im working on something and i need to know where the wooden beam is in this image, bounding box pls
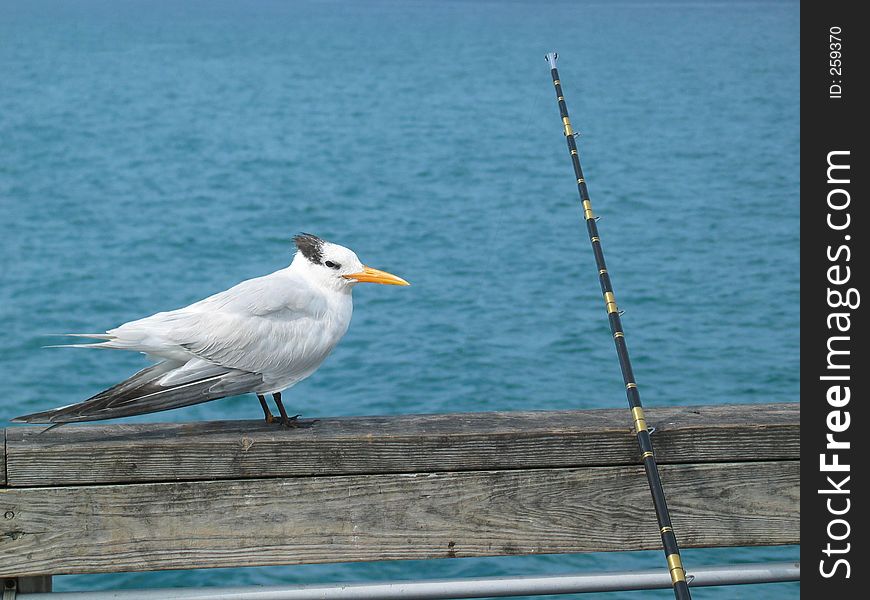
[0,460,798,577]
[15,576,52,593]
[3,403,799,487]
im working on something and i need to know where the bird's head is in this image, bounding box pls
[292,233,410,290]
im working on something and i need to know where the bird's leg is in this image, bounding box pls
[257,394,275,424]
[272,392,300,427]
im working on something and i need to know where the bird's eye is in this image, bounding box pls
[324,260,341,269]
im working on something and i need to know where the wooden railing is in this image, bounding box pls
[1,403,799,584]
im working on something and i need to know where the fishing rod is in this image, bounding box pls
[544,52,692,600]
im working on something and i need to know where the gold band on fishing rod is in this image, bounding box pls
[641,451,654,459]
[578,178,584,183]
[558,96,564,101]
[614,331,624,338]
[571,149,578,155]
[604,291,618,313]
[563,117,574,136]
[583,200,595,220]
[667,554,687,584]
[554,79,560,86]
[626,382,637,389]
[599,268,607,274]
[632,406,647,433]
[661,526,674,534]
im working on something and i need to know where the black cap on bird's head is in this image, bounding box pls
[293,233,326,265]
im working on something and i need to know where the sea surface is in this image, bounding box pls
[0,1,799,598]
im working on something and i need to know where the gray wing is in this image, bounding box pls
[12,361,263,424]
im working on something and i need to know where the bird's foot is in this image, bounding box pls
[275,415,320,428]
[278,414,302,428]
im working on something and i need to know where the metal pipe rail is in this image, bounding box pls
[15,562,799,600]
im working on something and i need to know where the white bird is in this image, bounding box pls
[13,233,409,427]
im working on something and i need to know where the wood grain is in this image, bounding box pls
[3,403,799,486]
[0,460,799,577]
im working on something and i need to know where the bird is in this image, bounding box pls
[12,233,409,428]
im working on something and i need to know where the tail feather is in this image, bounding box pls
[43,333,118,350]
[12,362,263,424]
[44,342,118,349]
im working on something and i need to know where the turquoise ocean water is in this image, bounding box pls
[0,1,799,597]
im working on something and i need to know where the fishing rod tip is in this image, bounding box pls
[545,52,558,68]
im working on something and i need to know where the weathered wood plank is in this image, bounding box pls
[3,403,799,486]
[0,460,799,577]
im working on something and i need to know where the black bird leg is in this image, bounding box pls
[272,392,300,427]
[257,394,275,424]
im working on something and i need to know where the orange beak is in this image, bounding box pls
[343,266,410,286]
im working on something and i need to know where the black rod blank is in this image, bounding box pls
[544,52,692,600]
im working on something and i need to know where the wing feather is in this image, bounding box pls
[12,361,263,424]
[100,271,332,377]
